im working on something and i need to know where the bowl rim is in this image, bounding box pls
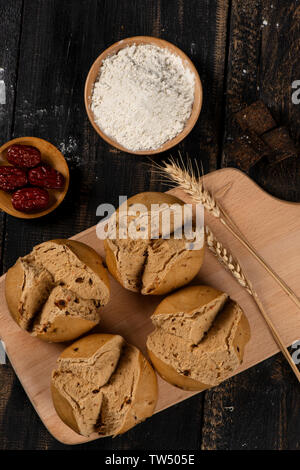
[0,136,70,219]
[84,36,203,156]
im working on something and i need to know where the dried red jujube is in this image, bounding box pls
[12,187,49,212]
[28,164,65,189]
[0,166,28,192]
[7,144,41,168]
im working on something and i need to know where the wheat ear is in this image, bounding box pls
[157,157,300,311]
[206,226,300,382]
[205,226,252,295]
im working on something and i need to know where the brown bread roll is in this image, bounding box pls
[147,285,251,391]
[51,334,158,437]
[5,239,110,342]
[104,192,204,295]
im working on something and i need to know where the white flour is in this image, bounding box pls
[91,44,195,151]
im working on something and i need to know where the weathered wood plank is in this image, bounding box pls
[0,0,23,452]
[222,0,300,201]
[0,0,23,271]
[0,0,22,143]
[202,0,300,450]
[201,354,300,450]
[0,0,228,449]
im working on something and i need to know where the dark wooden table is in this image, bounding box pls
[0,0,300,451]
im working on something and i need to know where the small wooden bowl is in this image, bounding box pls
[0,137,69,219]
[84,36,203,155]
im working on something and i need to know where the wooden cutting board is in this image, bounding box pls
[1,167,300,445]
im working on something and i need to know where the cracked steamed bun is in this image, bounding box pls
[104,192,204,295]
[51,334,158,437]
[5,239,110,342]
[147,285,251,391]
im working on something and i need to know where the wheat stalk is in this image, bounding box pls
[160,155,221,219]
[206,226,252,295]
[206,226,300,382]
[155,156,300,311]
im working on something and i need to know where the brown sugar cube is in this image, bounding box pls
[234,101,276,135]
[262,126,298,164]
[239,130,271,158]
[224,137,263,172]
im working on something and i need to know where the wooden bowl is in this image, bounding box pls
[0,137,69,219]
[84,36,203,155]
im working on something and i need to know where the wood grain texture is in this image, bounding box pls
[4,0,299,452]
[0,0,23,270]
[208,0,300,451]
[0,0,24,452]
[0,0,228,450]
[223,0,300,202]
[1,169,300,446]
